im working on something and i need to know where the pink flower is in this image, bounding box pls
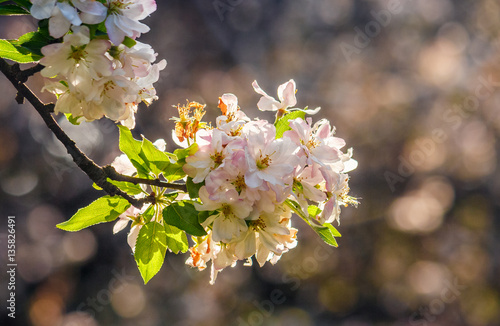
[252,79,320,115]
[284,117,345,166]
[252,79,297,112]
[183,129,238,183]
[242,120,299,190]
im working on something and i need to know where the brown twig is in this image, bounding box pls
[0,58,185,207]
[103,165,187,192]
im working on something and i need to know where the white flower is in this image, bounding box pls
[216,94,250,137]
[196,186,252,243]
[40,26,112,80]
[105,0,157,45]
[30,0,107,38]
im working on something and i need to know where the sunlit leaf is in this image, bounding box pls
[134,221,167,284]
[163,201,206,236]
[274,111,306,138]
[164,224,189,254]
[57,196,130,231]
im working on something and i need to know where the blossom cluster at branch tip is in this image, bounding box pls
[111,79,358,284]
[30,0,163,128]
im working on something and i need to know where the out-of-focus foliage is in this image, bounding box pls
[1,1,500,325]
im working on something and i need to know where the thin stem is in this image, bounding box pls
[284,199,309,221]
[103,165,187,192]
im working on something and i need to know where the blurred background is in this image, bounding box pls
[1,0,500,325]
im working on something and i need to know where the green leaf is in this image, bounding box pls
[0,39,41,63]
[65,113,83,125]
[186,177,203,198]
[107,179,143,195]
[198,210,217,225]
[164,224,189,254]
[307,205,322,218]
[139,137,171,176]
[57,196,130,231]
[11,30,52,56]
[141,205,155,223]
[174,143,198,163]
[274,111,306,138]
[92,183,103,190]
[118,125,149,177]
[162,162,185,182]
[163,201,207,236]
[160,144,197,182]
[0,4,29,15]
[122,36,137,48]
[11,0,32,9]
[134,221,167,284]
[309,223,339,247]
[326,223,341,237]
[285,199,340,247]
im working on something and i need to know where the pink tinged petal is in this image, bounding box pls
[73,0,107,17]
[257,96,281,112]
[212,215,248,243]
[252,80,280,111]
[80,11,107,25]
[255,241,271,267]
[288,118,309,143]
[277,80,297,108]
[303,106,321,115]
[252,80,269,97]
[57,2,82,25]
[30,0,56,19]
[127,225,141,252]
[49,7,73,38]
[112,154,136,175]
[319,165,340,193]
[343,158,358,173]
[196,186,222,212]
[230,201,252,219]
[259,231,283,253]
[320,198,336,224]
[234,232,256,260]
[220,93,238,114]
[106,15,127,45]
[135,0,157,19]
[245,171,264,189]
[302,182,327,202]
[123,3,145,19]
[316,120,331,139]
[213,247,235,270]
[116,14,151,34]
[113,218,130,234]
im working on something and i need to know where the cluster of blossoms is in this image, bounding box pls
[112,80,358,284]
[31,0,165,128]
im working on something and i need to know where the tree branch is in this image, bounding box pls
[103,165,187,192]
[0,58,184,208]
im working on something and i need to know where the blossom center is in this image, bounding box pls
[233,174,246,193]
[250,217,266,231]
[256,151,273,170]
[68,45,87,62]
[211,151,224,167]
[108,0,132,14]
